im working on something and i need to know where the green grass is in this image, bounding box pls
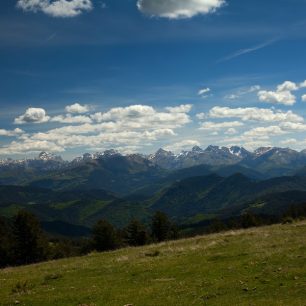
[1,221,306,306]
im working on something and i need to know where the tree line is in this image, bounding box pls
[182,203,306,236]
[0,211,178,268]
[1,203,305,269]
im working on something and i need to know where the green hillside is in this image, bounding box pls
[149,174,306,222]
[0,221,305,306]
[2,173,306,232]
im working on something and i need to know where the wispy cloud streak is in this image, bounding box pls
[218,38,280,63]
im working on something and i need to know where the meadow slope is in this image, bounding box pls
[0,221,305,306]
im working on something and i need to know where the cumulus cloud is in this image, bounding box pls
[16,0,93,18]
[14,108,50,124]
[51,114,92,124]
[243,126,287,137]
[0,128,24,137]
[302,94,306,102]
[196,113,206,120]
[258,81,299,106]
[277,81,299,92]
[2,104,192,155]
[164,139,201,152]
[258,90,296,106]
[220,119,306,150]
[65,103,90,114]
[199,121,243,131]
[91,104,192,129]
[137,0,225,19]
[165,104,192,113]
[208,106,303,123]
[280,122,306,132]
[225,128,237,135]
[280,138,297,146]
[221,132,271,150]
[0,139,64,155]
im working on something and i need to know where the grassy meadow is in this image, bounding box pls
[0,221,305,306]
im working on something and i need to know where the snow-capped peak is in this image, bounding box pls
[254,147,274,156]
[191,146,204,153]
[38,152,62,162]
[229,146,251,158]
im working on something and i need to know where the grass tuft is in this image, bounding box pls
[144,250,161,257]
[11,280,33,295]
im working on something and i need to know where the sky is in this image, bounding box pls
[1,0,306,159]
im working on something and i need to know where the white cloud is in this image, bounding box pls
[2,104,192,155]
[65,103,90,114]
[199,121,243,131]
[14,108,50,124]
[242,141,272,151]
[280,138,297,146]
[164,139,201,152]
[137,0,225,19]
[91,105,155,122]
[198,88,210,97]
[0,128,24,137]
[258,90,296,106]
[225,94,239,100]
[91,104,192,129]
[196,113,206,120]
[225,128,237,135]
[248,85,261,92]
[219,39,278,63]
[221,134,272,150]
[219,122,297,151]
[300,80,306,88]
[165,104,193,113]
[16,0,93,18]
[243,126,287,137]
[258,81,298,106]
[225,85,260,100]
[0,139,64,155]
[280,122,306,132]
[208,106,303,123]
[51,114,92,124]
[302,94,306,102]
[277,81,299,92]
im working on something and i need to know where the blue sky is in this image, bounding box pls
[1,0,306,159]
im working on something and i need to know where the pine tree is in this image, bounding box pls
[151,211,173,242]
[12,210,48,265]
[125,219,148,246]
[0,217,12,267]
[92,220,119,252]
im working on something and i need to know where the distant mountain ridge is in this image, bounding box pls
[1,145,305,169]
[1,145,306,195]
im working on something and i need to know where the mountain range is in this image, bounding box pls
[1,145,306,191]
[1,145,306,236]
[1,145,306,174]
